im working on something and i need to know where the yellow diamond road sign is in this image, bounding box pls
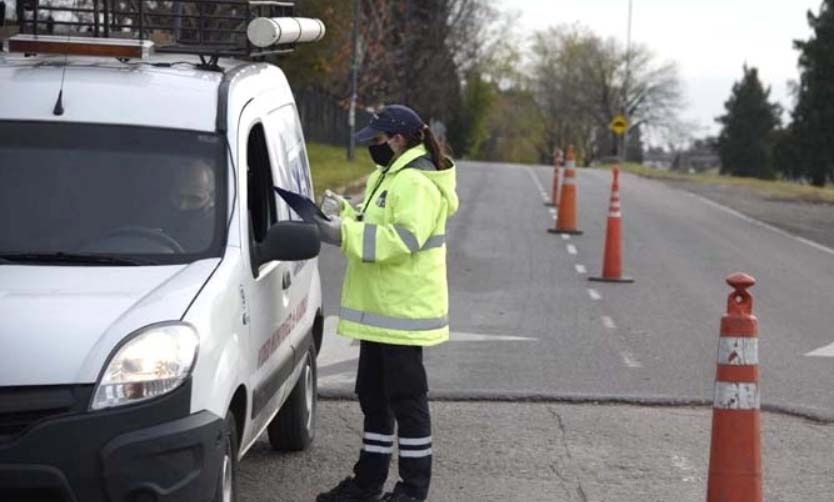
[610,115,629,135]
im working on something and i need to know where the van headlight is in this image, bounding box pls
[91,323,199,410]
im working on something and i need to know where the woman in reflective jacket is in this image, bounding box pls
[315,105,458,502]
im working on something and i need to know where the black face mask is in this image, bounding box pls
[369,142,395,166]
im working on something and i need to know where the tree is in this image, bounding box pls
[527,24,683,163]
[477,87,542,163]
[626,124,644,163]
[528,25,605,162]
[449,70,497,157]
[715,65,781,179]
[789,0,834,186]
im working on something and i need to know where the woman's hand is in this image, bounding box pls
[314,214,343,246]
[321,190,346,218]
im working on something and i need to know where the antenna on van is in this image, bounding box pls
[53,86,65,116]
[53,0,81,116]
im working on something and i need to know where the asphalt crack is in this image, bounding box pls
[548,406,589,502]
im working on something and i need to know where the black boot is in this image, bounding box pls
[316,477,382,502]
[380,482,425,502]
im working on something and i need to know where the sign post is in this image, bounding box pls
[610,114,629,166]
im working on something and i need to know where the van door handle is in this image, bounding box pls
[282,270,293,290]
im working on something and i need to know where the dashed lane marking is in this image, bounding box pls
[575,264,587,274]
[525,166,549,203]
[567,244,578,255]
[601,316,616,329]
[561,234,570,240]
[621,351,643,368]
[587,288,602,301]
[549,208,557,215]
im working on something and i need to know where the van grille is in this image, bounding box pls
[0,487,68,502]
[0,385,93,442]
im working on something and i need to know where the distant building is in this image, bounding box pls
[677,139,720,172]
[643,139,719,172]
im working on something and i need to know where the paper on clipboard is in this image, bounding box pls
[273,186,331,223]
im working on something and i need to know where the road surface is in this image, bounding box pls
[240,160,834,501]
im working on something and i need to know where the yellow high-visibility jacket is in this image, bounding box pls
[338,144,459,346]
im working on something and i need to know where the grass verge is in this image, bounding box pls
[611,163,834,204]
[307,142,374,200]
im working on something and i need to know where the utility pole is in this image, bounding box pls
[348,0,359,161]
[620,0,633,166]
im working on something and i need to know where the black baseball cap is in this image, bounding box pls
[354,104,426,144]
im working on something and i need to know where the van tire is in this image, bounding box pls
[214,411,239,502]
[267,344,317,452]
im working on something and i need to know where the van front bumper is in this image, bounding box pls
[0,380,226,502]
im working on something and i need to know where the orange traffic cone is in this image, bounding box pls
[548,146,582,235]
[706,273,762,502]
[589,166,633,283]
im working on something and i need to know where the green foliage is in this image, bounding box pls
[476,88,542,164]
[449,72,497,157]
[277,0,354,95]
[715,65,781,179]
[306,142,374,200]
[789,0,834,186]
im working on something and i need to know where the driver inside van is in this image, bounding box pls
[166,160,216,252]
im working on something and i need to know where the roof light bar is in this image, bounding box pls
[7,35,154,59]
[246,17,326,48]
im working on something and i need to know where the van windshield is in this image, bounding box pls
[0,121,227,265]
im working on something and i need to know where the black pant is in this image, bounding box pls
[353,341,432,500]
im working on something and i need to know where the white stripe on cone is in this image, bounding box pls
[714,382,760,410]
[717,337,759,365]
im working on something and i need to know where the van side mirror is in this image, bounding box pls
[257,222,321,265]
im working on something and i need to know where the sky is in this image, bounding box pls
[496,0,821,140]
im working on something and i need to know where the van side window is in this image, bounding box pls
[267,105,313,221]
[246,123,277,252]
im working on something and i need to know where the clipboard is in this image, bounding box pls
[273,186,331,223]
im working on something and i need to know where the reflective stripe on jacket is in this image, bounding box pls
[338,144,459,346]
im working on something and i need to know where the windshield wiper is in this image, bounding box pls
[0,253,157,266]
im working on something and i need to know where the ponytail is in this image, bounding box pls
[402,125,451,170]
[422,126,451,170]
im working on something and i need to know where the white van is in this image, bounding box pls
[0,5,326,501]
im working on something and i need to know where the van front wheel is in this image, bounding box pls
[267,344,317,451]
[214,412,239,502]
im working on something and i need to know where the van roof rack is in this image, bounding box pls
[13,0,322,62]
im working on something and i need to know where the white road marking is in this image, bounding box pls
[320,317,533,389]
[525,166,549,203]
[601,316,616,329]
[806,341,834,357]
[317,316,359,368]
[575,264,587,274]
[319,316,537,379]
[452,332,537,342]
[587,288,602,301]
[671,454,698,483]
[549,208,557,215]
[561,234,570,240]
[621,351,643,368]
[690,193,834,258]
[567,244,578,255]
[318,373,356,386]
